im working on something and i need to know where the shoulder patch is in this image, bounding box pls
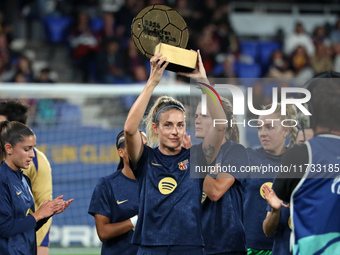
[178,159,189,170]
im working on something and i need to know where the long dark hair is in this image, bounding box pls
[116,130,125,170]
[0,100,29,124]
[0,121,34,160]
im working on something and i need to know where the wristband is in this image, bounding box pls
[130,215,138,228]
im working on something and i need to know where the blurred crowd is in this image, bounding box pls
[0,0,340,126]
[1,0,340,83]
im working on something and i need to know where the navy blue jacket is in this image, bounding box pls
[88,169,139,254]
[201,140,248,254]
[0,162,37,255]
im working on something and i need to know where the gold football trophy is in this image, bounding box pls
[131,5,197,73]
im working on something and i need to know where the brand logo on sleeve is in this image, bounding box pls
[16,191,22,196]
[26,208,33,216]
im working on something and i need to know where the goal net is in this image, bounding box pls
[0,81,248,248]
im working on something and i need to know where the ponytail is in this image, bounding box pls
[0,120,10,161]
[221,97,239,143]
[285,104,298,147]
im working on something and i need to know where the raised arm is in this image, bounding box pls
[124,53,169,164]
[178,50,227,164]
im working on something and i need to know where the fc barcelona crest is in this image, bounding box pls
[178,159,189,170]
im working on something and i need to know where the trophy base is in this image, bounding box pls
[154,43,197,73]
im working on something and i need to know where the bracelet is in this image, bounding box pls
[130,215,138,228]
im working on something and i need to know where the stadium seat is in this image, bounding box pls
[213,63,224,76]
[236,62,261,78]
[56,102,82,127]
[145,59,151,75]
[258,41,281,67]
[235,62,261,87]
[43,16,72,44]
[240,41,259,62]
[90,17,104,34]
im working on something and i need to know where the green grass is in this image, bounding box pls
[50,247,100,255]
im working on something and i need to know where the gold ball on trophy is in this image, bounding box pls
[131,4,189,59]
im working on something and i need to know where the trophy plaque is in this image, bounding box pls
[131,4,197,73]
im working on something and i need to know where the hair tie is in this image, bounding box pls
[154,105,184,123]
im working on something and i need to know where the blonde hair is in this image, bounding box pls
[145,96,185,147]
[262,103,298,147]
[221,97,239,143]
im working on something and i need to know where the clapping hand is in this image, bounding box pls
[32,195,74,221]
[262,184,289,210]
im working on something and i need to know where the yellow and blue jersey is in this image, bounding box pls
[131,145,204,247]
[292,135,340,255]
[0,162,37,255]
[88,169,139,254]
[243,147,283,251]
[201,140,248,254]
[22,148,53,247]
